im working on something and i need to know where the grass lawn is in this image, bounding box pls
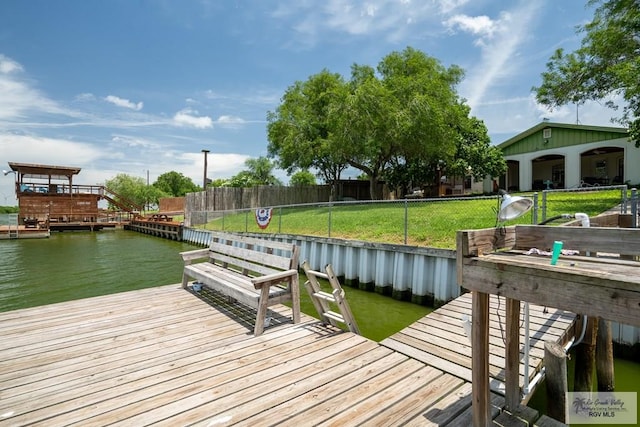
[195,189,623,248]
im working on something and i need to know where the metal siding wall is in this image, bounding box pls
[374,250,395,287]
[344,246,360,281]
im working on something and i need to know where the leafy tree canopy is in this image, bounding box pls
[534,0,640,145]
[208,178,230,188]
[227,157,283,187]
[104,173,166,210]
[269,47,490,199]
[289,170,317,186]
[153,171,200,196]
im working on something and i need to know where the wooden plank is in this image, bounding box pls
[186,346,394,427]
[457,227,516,257]
[6,326,358,425]
[1,324,316,417]
[504,297,520,411]
[461,256,640,327]
[394,326,538,379]
[315,365,445,426]
[402,382,473,426]
[409,314,547,361]
[514,225,640,255]
[208,231,294,252]
[472,291,490,427]
[233,350,407,427]
[270,358,427,426]
[362,374,465,426]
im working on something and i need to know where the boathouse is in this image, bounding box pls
[4,162,141,231]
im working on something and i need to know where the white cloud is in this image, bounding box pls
[173,108,213,129]
[104,95,143,111]
[438,0,470,15]
[458,3,541,109]
[75,93,96,102]
[443,14,497,39]
[0,56,68,122]
[272,0,446,46]
[0,55,23,74]
[110,134,161,149]
[216,115,246,128]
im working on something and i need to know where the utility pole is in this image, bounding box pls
[202,149,210,213]
[201,149,210,189]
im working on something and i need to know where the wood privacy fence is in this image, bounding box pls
[185,185,332,213]
[158,197,185,213]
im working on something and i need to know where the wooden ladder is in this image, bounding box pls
[301,260,360,335]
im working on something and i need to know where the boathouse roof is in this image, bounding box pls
[7,162,82,180]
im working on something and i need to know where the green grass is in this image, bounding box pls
[197,189,623,248]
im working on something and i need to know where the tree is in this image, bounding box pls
[534,0,640,145]
[289,170,317,186]
[449,115,507,182]
[104,173,166,210]
[208,178,230,188]
[333,47,468,199]
[153,171,200,196]
[267,70,349,200]
[228,157,283,187]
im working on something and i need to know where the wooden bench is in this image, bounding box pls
[180,232,300,336]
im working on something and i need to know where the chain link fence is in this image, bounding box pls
[187,186,638,249]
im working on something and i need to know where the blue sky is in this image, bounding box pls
[0,0,623,203]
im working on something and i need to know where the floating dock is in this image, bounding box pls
[0,224,50,240]
[0,284,571,426]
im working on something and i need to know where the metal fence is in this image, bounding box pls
[186,185,638,249]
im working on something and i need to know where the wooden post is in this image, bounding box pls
[472,291,490,427]
[596,318,615,391]
[574,316,598,391]
[504,298,521,411]
[544,342,567,423]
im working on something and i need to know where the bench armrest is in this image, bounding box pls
[180,248,210,263]
[251,269,298,289]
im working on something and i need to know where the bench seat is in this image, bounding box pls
[180,232,300,336]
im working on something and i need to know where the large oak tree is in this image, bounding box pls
[268,47,502,199]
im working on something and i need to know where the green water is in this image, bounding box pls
[528,354,640,426]
[0,230,197,311]
[0,230,431,341]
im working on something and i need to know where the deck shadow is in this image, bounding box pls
[187,285,292,334]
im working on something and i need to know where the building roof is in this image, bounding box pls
[7,162,82,180]
[497,122,628,150]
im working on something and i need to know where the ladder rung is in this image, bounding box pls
[313,291,336,302]
[308,270,329,280]
[323,311,345,323]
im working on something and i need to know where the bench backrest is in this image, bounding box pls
[208,232,299,277]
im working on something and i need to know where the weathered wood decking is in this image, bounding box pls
[0,284,571,426]
[381,293,576,402]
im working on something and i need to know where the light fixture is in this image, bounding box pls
[2,170,16,176]
[497,189,533,222]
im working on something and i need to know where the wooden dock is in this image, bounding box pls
[0,284,571,426]
[126,218,182,240]
[0,225,50,240]
[381,293,576,401]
